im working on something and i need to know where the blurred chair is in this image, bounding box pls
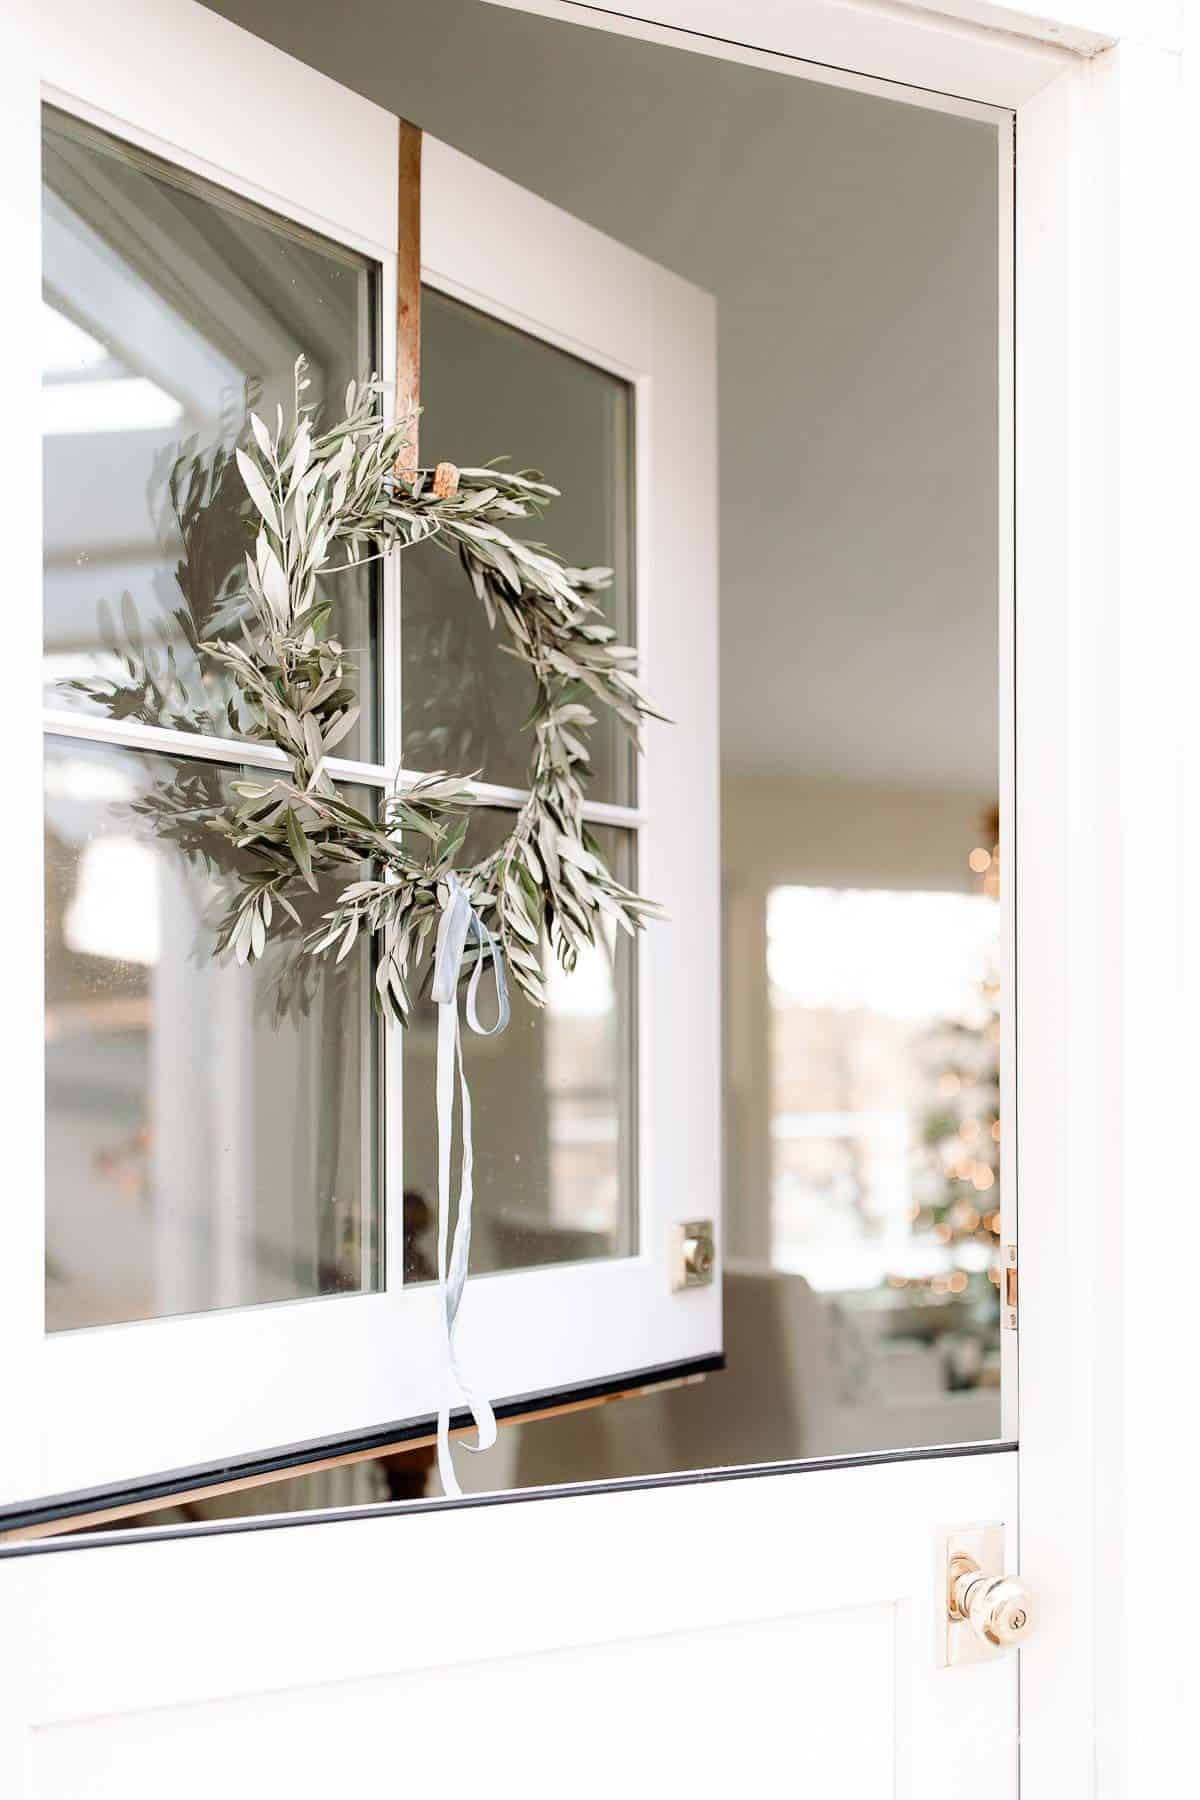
[510,1266,839,1489]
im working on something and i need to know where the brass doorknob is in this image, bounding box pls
[669,1219,716,1290]
[949,1554,1035,1650]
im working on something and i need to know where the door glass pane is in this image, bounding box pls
[42,105,379,759]
[403,288,635,804]
[44,736,379,1331]
[402,811,637,1280]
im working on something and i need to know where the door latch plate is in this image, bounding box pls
[1001,1243,1017,1331]
[669,1219,716,1291]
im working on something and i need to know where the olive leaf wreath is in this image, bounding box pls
[194,356,663,1021]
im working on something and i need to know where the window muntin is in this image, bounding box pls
[41,109,645,1337]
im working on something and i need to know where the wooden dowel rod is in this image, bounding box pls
[394,118,421,477]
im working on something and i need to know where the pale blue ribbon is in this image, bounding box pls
[431,873,510,1496]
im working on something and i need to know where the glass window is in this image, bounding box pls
[399,296,642,1280]
[768,883,1002,1328]
[44,736,379,1330]
[404,287,636,804]
[41,101,385,1333]
[41,106,378,760]
[41,106,644,1342]
[402,813,637,1282]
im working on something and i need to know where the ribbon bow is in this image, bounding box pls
[430,873,510,1496]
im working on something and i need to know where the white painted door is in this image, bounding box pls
[1,3,1023,1794]
[1,1453,1017,1798]
[4,0,718,1511]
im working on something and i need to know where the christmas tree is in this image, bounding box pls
[892,810,1003,1331]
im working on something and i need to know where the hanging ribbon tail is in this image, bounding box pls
[432,876,510,1497]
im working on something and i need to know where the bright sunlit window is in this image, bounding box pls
[63,837,161,966]
[41,300,183,435]
[768,885,1000,1294]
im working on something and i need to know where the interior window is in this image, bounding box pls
[767,879,1002,1402]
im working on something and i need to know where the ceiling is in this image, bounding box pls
[211,0,1000,794]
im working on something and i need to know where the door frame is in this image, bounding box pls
[497,4,1189,1794]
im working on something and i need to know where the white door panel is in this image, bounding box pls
[26,1617,896,1797]
[3,1451,1016,1799]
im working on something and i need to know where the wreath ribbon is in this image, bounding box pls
[431,874,511,1496]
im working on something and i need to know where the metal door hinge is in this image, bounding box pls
[1001,1243,1018,1330]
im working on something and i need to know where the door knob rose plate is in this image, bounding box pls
[938,1523,1034,1668]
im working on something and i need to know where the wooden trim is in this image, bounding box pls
[395,117,421,475]
[0,1372,707,1543]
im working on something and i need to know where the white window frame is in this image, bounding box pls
[4,0,719,1509]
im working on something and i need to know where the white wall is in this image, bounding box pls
[724,774,992,892]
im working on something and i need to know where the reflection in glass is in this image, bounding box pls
[402,812,637,1280]
[404,288,635,803]
[41,105,379,758]
[44,737,379,1331]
